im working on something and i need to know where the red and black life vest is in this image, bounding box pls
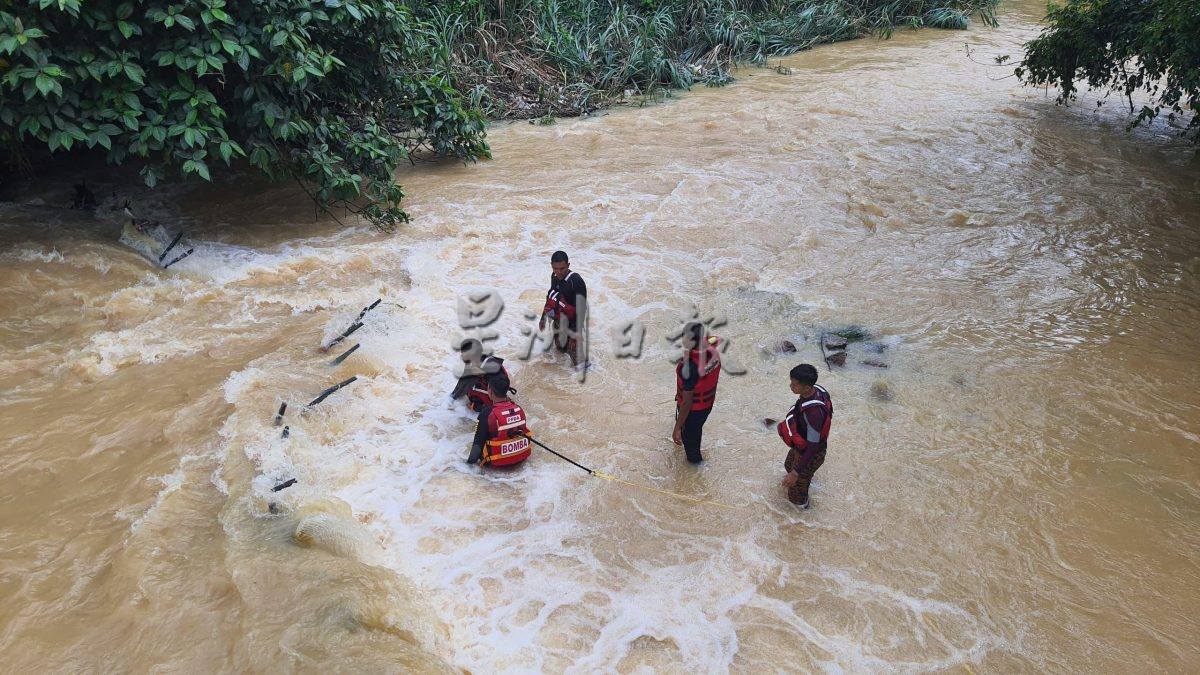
[467,356,508,412]
[542,272,581,320]
[777,385,833,451]
[675,337,723,411]
[481,400,531,467]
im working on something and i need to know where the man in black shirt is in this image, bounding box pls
[538,250,587,367]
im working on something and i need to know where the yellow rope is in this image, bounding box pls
[591,471,741,510]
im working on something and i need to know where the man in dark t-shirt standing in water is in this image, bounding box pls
[538,250,587,367]
[672,322,724,464]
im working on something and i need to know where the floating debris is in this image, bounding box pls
[272,478,298,493]
[331,343,360,366]
[306,376,358,408]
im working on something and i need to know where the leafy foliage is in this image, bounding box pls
[1016,0,1199,143]
[421,0,999,119]
[1,1,997,226]
[0,0,490,229]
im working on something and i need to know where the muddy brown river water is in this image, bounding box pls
[1,1,1198,672]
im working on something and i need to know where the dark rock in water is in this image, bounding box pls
[822,334,848,350]
[763,418,778,428]
[268,502,280,514]
[870,381,893,402]
[778,340,796,353]
[826,351,847,366]
[951,374,968,387]
[861,360,888,368]
[861,342,887,354]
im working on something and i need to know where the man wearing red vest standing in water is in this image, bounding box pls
[538,250,587,367]
[777,364,833,507]
[466,373,532,468]
[672,322,723,464]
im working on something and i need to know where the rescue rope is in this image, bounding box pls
[520,434,740,510]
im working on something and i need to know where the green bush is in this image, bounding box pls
[0,0,490,229]
[1016,0,1199,143]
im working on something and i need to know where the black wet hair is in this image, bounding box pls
[685,321,704,346]
[459,338,480,352]
[488,373,511,397]
[790,364,818,386]
[551,250,569,263]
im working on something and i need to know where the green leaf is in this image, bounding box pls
[118,21,134,39]
[193,159,210,180]
[175,15,195,31]
[34,73,56,97]
[271,31,287,48]
[124,62,144,85]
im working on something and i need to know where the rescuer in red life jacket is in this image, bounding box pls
[538,250,587,368]
[449,338,511,414]
[672,322,724,464]
[776,363,833,508]
[466,373,532,467]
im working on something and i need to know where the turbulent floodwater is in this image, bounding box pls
[2,2,1199,672]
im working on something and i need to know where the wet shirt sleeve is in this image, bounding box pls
[678,359,699,392]
[569,274,587,303]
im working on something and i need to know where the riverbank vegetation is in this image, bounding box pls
[1015,0,1198,144]
[1,0,998,229]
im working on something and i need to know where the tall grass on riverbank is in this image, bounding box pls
[410,0,999,119]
